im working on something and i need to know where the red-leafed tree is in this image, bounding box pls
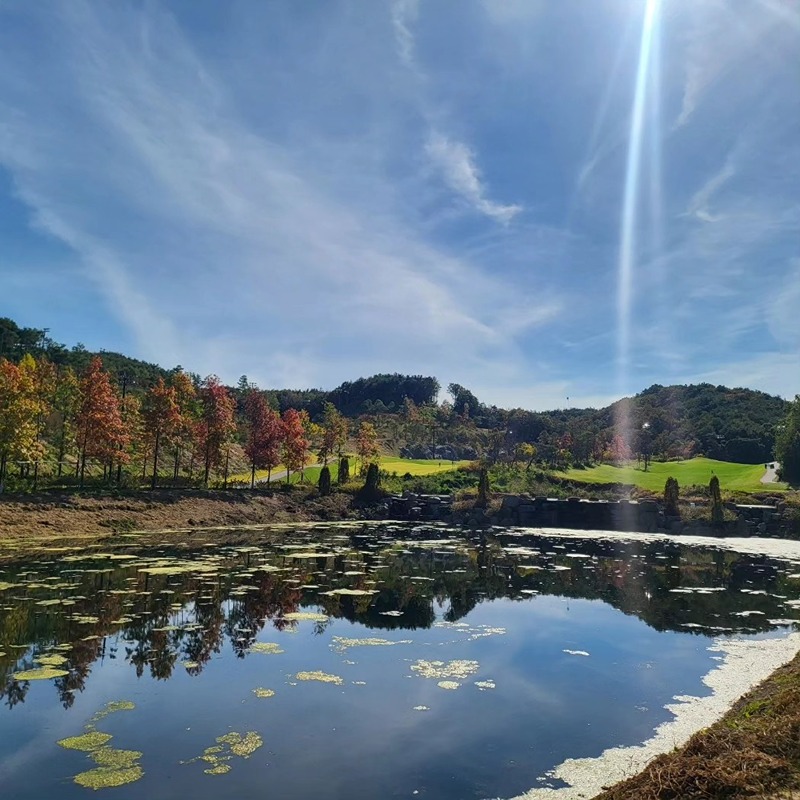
[75,356,129,485]
[143,378,181,489]
[244,391,282,487]
[197,375,236,486]
[281,408,309,484]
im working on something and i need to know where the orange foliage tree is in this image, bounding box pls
[197,375,236,486]
[75,357,128,485]
[143,378,181,488]
[281,408,309,484]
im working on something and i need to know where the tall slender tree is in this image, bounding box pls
[197,375,236,486]
[281,409,309,484]
[75,357,128,485]
[244,391,282,488]
[356,421,381,472]
[143,378,181,489]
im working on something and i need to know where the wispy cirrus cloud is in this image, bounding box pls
[425,132,522,225]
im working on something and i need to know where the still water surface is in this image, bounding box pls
[1,523,799,799]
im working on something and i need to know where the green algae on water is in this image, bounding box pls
[249,642,284,655]
[58,732,114,752]
[36,654,68,667]
[13,666,70,680]
[295,670,343,685]
[282,611,329,622]
[186,731,263,776]
[73,764,143,789]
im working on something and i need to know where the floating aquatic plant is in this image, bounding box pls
[437,680,460,690]
[252,688,275,698]
[282,611,329,622]
[330,636,411,652]
[13,666,70,680]
[295,671,343,685]
[186,731,263,776]
[321,589,377,596]
[73,764,143,789]
[36,654,68,666]
[249,642,284,655]
[410,660,480,681]
[413,705,429,711]
[58,732,114,752]
[475,680,496,690]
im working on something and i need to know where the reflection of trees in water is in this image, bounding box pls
[1,527,800,711]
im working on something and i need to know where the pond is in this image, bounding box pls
[2,522,800,799]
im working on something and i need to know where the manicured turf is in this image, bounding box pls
[232,456,472,485]
[554,456,786,493]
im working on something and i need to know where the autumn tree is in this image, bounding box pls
[143,378,181,489]
[298,410,321,482]
[75,357,128,485]
[517,442,537,471]
[0,360,36,486]
[281,409,309,484]
[318,402,348,466]
[356,421,380,472]
[197,375,236,486]
[51,366,80,477]
[170,370,198,481]
[244,391,282,488]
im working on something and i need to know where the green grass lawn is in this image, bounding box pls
[554,456,785,493]
[231,456,472,485]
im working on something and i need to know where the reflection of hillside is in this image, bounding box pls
[1,525,799,711]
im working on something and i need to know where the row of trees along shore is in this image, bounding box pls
[0,354,384,490]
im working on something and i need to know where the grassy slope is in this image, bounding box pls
[555,457,786,493]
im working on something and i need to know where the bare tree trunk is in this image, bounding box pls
[251,463,256,489]
[80,446,87,487]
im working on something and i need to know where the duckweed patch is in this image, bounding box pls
[410,660,480,681]
[437,680,461,690]
[330,636,412,652]
[186,731,263,776]
[13,666,70,680]
[295,670,343,685]
[253,687,275,698]
[249,642,284,655]
[58,732,114,752]
[73,764,144,790]
[282,611,329,622]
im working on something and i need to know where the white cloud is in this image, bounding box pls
[426,131,522,224]
[684,161,735,223]
[0,0,549,389]
[390,0,419,68]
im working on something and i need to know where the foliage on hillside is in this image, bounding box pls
[2,317,793,469]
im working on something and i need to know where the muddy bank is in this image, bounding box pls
[0,488,360,561]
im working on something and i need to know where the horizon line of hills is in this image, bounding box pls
[1,316,790,465]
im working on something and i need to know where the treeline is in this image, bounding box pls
[0,353,386,490]
[1,317,793,470]
[0,318,438,419]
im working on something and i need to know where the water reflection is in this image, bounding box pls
[2,524,798,708]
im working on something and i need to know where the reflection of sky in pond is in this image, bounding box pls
[1,523,800,799]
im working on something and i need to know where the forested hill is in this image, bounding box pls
[1,317,790,463]
[502,384,789,465]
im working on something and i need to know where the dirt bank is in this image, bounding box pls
[0,488,359,562]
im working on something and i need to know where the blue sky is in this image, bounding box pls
[0,0,798,410]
